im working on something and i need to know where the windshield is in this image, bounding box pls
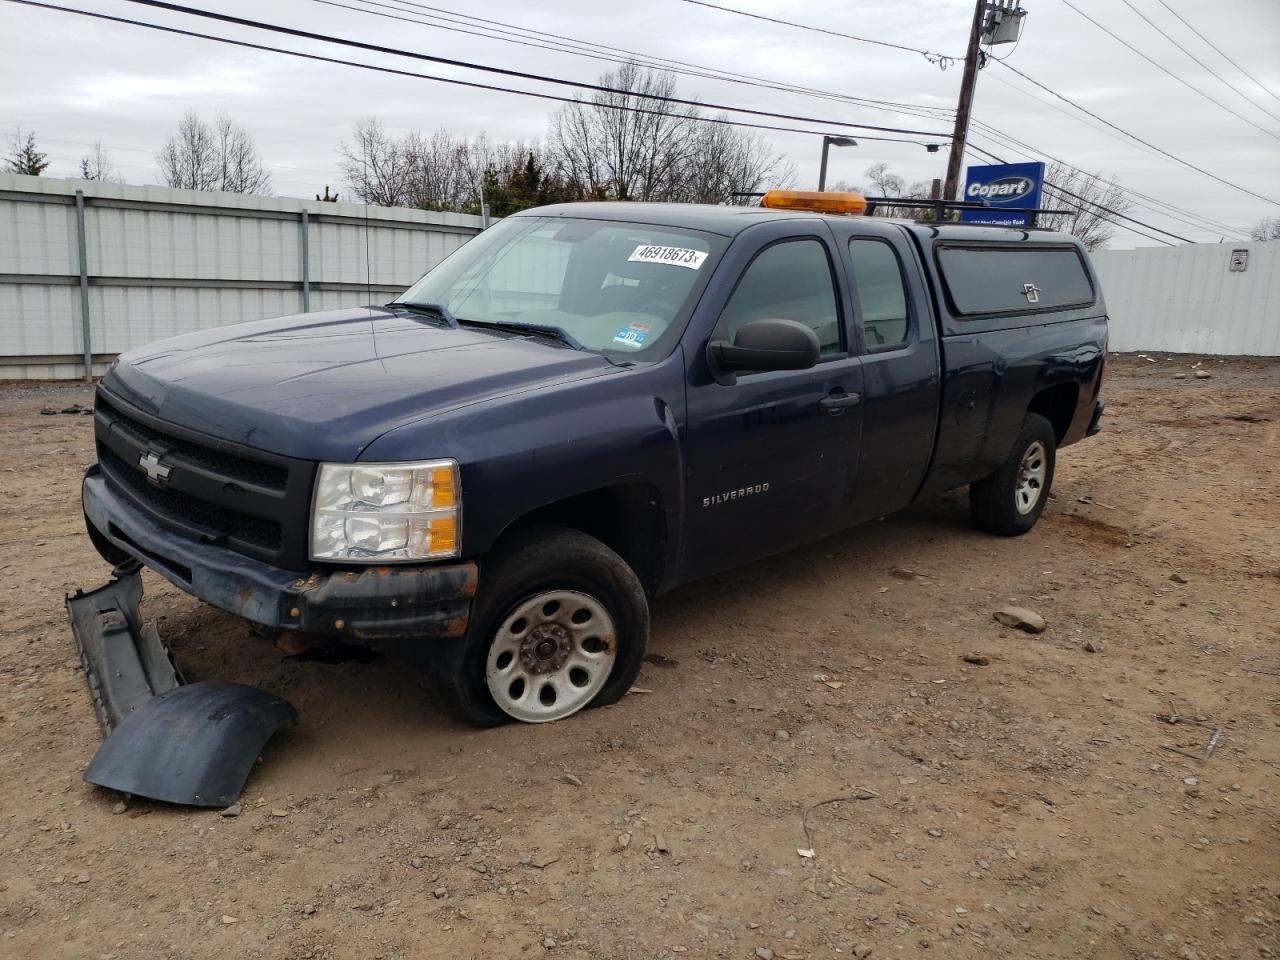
[395,216,726,357]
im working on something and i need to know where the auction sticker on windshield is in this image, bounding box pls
[628,244,707,270]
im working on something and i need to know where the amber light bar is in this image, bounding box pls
[761,190,869,215]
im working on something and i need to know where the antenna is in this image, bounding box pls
[362,145,372,306]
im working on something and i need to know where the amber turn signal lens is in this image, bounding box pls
[429,515,458,554]
[430,467,457,508]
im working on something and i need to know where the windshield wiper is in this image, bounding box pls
[392,301,460,328]
[458,319,585,351]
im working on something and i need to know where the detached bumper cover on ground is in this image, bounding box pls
[82,466,479,642]
[68,572,298,807]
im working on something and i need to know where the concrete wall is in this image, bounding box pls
[1091,240,1279,356]
[0,173,484,379]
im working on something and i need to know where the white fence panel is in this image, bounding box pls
[0,173,483,379]
[1092,241,1279,356]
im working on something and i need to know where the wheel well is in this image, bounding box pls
[1027,382,1079,444]
[495,483,668,595]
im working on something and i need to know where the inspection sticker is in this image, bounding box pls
[612,322,652,349]
[627,244,707,270]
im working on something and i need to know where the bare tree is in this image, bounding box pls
[5,127,50,176]
[156,110,270,194]
[548,63,791,204]
[338,117,415,206]
[677,119,795,204]
[212,115,270,194]
[156,111,215,190]
[549,63,699,202]
[339,121,568,213]
[1249,217,1280,241]
[338,68,790,212]
[858,162,932,218]
[78,140,123,183]
[1037,163,1131,250]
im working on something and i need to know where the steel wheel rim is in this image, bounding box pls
[1014,440,1048,515]
[485,589,617,723]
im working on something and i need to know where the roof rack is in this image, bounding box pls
[860,196,1069,227]
[730,193,1069,227]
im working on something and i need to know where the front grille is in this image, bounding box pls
[94,389,315,569]
[98,396,288,490]
[99,448,282,550]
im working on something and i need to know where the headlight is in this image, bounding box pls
[310,460,460,562]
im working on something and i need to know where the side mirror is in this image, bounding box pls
[707,318,820,380]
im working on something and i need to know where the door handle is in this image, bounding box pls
[820,391,862,412]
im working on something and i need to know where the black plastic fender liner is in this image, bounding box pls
[67,570,182,735]
[84,681,299,808]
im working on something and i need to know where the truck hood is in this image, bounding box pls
[102,306,616,461]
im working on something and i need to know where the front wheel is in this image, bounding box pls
[969,413,1057,536]
[423,528,649,726]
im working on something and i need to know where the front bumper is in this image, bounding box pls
[83,466,477,641]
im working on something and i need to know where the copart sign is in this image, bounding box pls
[960,161,1046,227]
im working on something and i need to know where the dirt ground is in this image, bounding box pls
[0,354,1276,960]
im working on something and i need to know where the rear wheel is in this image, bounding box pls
[424,528,648,726]
[969,413,1057,536]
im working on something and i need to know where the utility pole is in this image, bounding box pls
[943,0,988,202]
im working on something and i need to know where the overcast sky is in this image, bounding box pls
[3,0,1278,247]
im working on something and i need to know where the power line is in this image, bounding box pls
[1117,0,1280,124]
[364,0,959,120]
[1059,0,1280,142]
[1041,183,1174,246]
[966,142,1179,246]
[12,0,1261,237]
[5,1,942,148]
[113,0,950,140]
[364,0,1256,237]
[330,0,1249,239]
[673,0,959,63]
[971,73,1250,237]
[1043,182,1187,243]
[965,127,1231,240]
[313,0,956,129]
[967,118,1250,239]
[992,60,1280,208]
[661,0,1278,216]
[1152,0,1280,106]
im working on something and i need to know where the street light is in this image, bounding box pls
[817,135,857,191]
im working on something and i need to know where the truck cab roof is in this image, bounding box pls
[516,201,1082,247]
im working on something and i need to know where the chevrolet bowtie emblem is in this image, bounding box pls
[138,450,172,486]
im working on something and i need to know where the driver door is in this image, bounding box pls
[680,222,864,581]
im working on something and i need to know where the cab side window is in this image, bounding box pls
[721,239,843,356]
[849,239,910,349]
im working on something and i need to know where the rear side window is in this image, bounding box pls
[849,239,910,349]
[936,245,1094,316]
[721,239,843,355]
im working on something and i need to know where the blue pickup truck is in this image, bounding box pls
[83,193,1106,726]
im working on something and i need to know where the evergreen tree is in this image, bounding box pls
[5,128,50,176]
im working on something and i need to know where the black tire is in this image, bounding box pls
[969,413,1057,536]
[423,527,649,727]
